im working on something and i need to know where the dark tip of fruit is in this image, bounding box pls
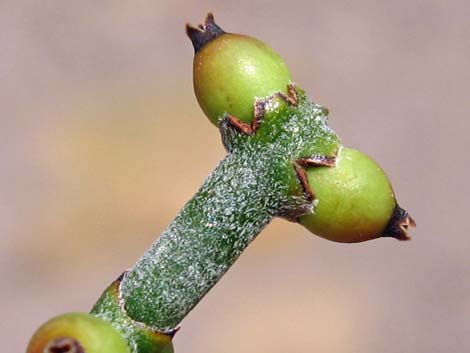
[186,13,225,53]
[44,337,85,353]
[383,204,416,240]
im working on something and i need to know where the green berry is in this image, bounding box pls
[27,312,130,353]
[299,147,397,243]
[187,14,292,126]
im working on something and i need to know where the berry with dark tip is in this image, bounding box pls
[27,313,130,353]
[187,14,292,126]
[299,147,412,243]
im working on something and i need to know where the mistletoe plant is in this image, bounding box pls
[27,14,415,353]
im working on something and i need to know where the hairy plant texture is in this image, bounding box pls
[27,14,414,353]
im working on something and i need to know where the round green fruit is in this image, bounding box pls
[299,147,396,243]
[188,14,292,126]
[27,312,130,353]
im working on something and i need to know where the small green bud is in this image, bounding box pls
[299,147,399,243]
[27,312,130,353]
[187,13,292,126]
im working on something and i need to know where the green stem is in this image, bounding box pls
[121,152,279,330]
[92,90,340,337]
[89,90,340,353]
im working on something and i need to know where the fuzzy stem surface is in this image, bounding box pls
[117,91,339,331]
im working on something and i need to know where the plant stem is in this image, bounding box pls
[105,90,340,333]
[121,152,275,330]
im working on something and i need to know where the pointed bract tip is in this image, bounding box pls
[383,204,416,241]
[205,12,215,23]
[186,13,225,53]
[166,325,181,338]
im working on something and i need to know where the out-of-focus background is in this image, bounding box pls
[2,1,468,352]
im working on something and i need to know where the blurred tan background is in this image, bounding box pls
[2,1,468,352]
